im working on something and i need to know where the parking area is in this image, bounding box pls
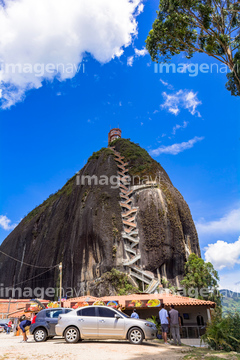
[0,334,189,360]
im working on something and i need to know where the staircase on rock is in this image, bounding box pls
[109,146,160,293]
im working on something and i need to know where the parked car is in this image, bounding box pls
[0,324,5,333]
[30,307,72,342]
[0,320,9,333]
[56,306,157,345]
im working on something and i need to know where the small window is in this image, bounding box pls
[77,307,96,317]
[46,310,63,318]
[64,309,72,314]
[197,315,204,326]
[98,307,116,318]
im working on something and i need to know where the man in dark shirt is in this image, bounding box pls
[19,319,31,342]
[169,305,181,346]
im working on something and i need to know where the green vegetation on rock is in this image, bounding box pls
[25,174,76,222]
[95,268,138,296]
[110,138,169,181]
[88,147,114,162]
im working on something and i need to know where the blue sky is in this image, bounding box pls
[0,0,239,291]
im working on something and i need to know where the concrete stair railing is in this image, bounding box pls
[146,279,160,294]
[110,145,159,292]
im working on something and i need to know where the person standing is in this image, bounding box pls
[6,320,12,334]
[159,303,169,345]
[131,309,139,319]
[169,305,182,346]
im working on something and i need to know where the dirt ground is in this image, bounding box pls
[0,333,190,360]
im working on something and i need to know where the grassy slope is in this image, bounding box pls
[220,289,240,315]
[183,347,240,359]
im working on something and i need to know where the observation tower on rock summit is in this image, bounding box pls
[108,128,122,145]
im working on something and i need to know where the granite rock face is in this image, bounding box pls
[0,139,200,298]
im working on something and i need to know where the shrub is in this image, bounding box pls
[202,310,240,352]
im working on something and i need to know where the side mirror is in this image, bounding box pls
[115,314,121,319]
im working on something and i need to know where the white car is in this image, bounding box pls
[56,305,157,345]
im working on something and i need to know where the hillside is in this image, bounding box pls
[220,289,240,315]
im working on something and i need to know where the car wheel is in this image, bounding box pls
[64,327,80,343]
[34,328,48,342]
[128,327,144,345]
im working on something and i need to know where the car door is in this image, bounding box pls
[45,309,63,336]
[77,307,98,338]
[97,307,125,339]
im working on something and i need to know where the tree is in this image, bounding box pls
[146,0,240,95]
[180,253,221,306]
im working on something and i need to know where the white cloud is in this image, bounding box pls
[161,90,202,117]
[127,56,134,67]
[204,237,240,270]
[219,270,240,292]
[0,215,17,231]
[196,208,240,235]
[0,0,143,108]
[160,79,174,90]
[150,136,204,156]
[127,46,148,66]
[134,47,148,57]
[184,91,202,116]
[160,79,168,86]
[135,3,144,15]
[172,121,188,135]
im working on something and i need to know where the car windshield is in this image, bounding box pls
[114,309,129,318]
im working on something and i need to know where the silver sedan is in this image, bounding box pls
[56,305,157,345]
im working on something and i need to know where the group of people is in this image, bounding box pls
[159,303,182,346]
[130,304,181,346]
[2,313,37,343]
[3,319,12,334]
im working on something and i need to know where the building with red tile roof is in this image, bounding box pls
[63,293,215,340]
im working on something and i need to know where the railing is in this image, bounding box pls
[179,325,206,338]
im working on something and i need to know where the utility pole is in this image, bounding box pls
[7,297,11,318]
[59,262,62,307]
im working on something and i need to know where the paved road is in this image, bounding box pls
[0,334,189,360]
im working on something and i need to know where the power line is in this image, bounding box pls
[12,265,59,286]
[0,249,59,269]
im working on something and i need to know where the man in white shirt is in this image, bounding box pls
[159,303,169,344]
